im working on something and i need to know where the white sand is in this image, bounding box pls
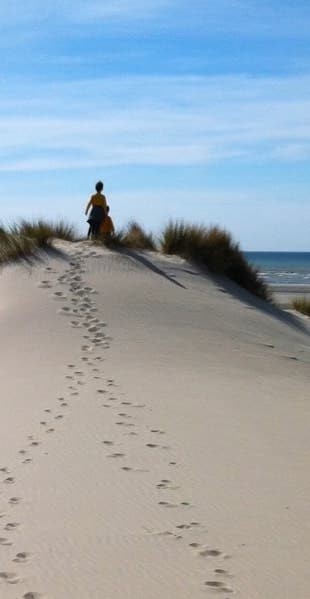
[0,242,309,599]
[271,284,310,311]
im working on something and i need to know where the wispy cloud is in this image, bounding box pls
[1,0,310,35]
[0,74,309,172]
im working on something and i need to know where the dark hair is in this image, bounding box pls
[95,180,104,192]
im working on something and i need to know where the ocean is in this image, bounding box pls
[245,252,310,287]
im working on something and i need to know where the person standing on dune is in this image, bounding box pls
[85,181,107,238]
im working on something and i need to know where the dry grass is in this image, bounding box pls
[0,230,36,264]
[121,221,156,250]
[0,219,77,265]
[160,221,270,300]
[292,297,310,317]
[10,219,77,245]
[96,221,156,251]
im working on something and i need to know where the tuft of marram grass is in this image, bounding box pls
[0,219,77,265]
[292,297,310,317]
[122,221,156,250]
[96,221,156,251]
[10,219,77,246]
[0,230,36,264]
[160,220,270,301]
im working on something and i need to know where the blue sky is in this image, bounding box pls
[0,0,309,250]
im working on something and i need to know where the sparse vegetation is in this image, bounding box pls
[121,221,156,250]
[292,297,310,317]
[160,221,270,301]
[0,219,77,265]
[95,221,156,251]
[1,216,270,302]
[10,219,77,245]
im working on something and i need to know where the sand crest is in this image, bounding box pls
[0,241,309,598]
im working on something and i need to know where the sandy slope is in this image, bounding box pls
[0,241,309,599]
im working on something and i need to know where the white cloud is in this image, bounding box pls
[0,74,309,171]
[1,0,309,35]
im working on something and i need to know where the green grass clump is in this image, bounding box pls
[292,297,310,316]
[160,220,270,300]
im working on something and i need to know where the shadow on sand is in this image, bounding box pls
[117,248,187,290]
[173,264,309,337]
[117,252,308,337]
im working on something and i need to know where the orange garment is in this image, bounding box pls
[86,192,107,213]
[100,216,115,234]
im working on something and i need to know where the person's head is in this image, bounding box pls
[106,205,110,214]
[95,180,104,193]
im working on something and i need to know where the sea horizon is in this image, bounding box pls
[245,251,310,286]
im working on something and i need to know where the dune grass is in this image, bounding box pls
[0,229,36,264]
[1,216,270,302]
[292,297,310,317]
[121,221,156,250]
[160,221,270,301]
[0,219,77,265]
[96,221,156,251]
[9,219,77,245]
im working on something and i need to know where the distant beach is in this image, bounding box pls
[245,251,310,308]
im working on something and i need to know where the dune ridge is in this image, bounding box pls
[0,241,309,598]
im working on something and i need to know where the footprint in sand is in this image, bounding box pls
[58,307,72,316]
[199,548,222,558]
[46,428,55,434]
[214,569,230,576]
[204,581,233,593]
[13,552,30,563]
[107,453,125,459]
[0,571,19,584]
[0,537,12,546]
[30,441,40,447]
[8,497,21,506]
[0,467,9,473]
[55,415,63,420]
[52,291,67,301]
[23,593,43,599]
[22,459,32,465]
[102,441,114,446]
[146,443,158,448]
[158,501,178,508]
[4,522,19,531]
[121,466,149,473]
[38,281,52,289]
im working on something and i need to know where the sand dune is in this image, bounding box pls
[0,241,309,599]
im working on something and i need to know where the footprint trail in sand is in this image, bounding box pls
[0,244,236,597]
